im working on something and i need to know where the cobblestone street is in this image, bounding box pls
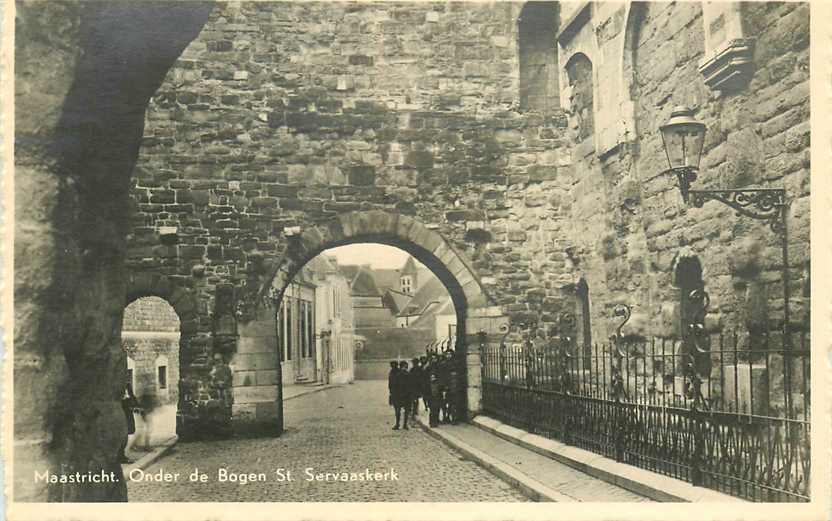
[127,381,529,501]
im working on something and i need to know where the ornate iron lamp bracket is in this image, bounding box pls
[688,188,787,234]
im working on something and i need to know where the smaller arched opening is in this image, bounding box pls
[121,296,181,457]
[518,1,560,114]
[123,272,206,443]
[673,255,705,339]
[564,52,595,144]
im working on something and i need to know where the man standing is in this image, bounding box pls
[409,357,423,420]
[437,351,452,423]
[120,378,139,463]
[420,355,431,413]
[447,352,465,424]
[388,360,399,408]
[390,360,412,430]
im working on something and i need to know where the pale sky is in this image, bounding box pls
[324,243,415,270]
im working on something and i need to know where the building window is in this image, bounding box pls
[307,300,315,359]
[565,52,595,142]
[333,287,341,318]
[285,299,293,361]
[278,306,285,362]
[158,365,167,389]
[127,368,134,390]
[401,276,413,294]
[300,300,308,358]
[518,2,559,113]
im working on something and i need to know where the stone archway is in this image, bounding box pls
[124,273,225,441]
[229,211,505,433]
[273,211,491,312]
[126,272,200,332]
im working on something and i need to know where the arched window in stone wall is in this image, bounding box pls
[518,2,560,114]
[673,256,704,339]
[565,52,594,142]
[575,278,592,364]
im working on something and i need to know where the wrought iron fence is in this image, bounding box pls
[480,309,811,502]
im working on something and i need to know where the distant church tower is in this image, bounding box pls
[400,256,419,295]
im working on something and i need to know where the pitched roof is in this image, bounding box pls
[383,289,413,315]
[303,255,338,280]
[338,264,360,281]
[371,268,401,293]
[339,265,382,296]
[401,256,419,275]
[397,276,447,317]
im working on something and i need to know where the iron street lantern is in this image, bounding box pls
[657,102,793,383]
[659,105,787,235]
[659,106,706,203]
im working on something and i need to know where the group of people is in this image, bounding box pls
[387,350,464,430]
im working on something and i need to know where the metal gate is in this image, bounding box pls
[480,303,810,502]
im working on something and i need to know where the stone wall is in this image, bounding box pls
[127,0,810,431]
[23,0,811,423]
[123,295,182,333]
[569,1,811,340]
[130,0,565,327]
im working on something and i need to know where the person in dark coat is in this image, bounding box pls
[390,360,412,430]
[120,379,139,463]
[388,361,399,407]
[420,355,431,412]
[428,368,442,427]
[409,357,423,420]
[437,352,452,423]
[447,354,464,424]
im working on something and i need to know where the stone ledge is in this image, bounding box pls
[471,415,745,503]
[698,38,756,92]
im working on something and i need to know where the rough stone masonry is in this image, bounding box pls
[14,1,809,501]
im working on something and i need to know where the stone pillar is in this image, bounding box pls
[13,2,212,501]
[465,308,509,417]
[230,315,282,437]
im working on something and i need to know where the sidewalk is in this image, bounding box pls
[416,411,745,502]
[414,412,650,502]
[283,382,345,401]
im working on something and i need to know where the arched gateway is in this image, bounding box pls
[227,211,507,435]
